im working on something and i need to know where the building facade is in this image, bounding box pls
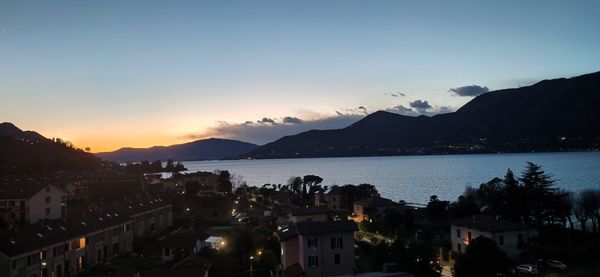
[450,215,538,259]
[0,198,172,277]
[277,221,357,277]
[0,183,66,225]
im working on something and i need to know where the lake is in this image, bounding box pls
[178,152,600,204]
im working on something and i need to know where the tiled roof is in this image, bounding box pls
[0,196,171,257]
[0,177,67,199]
[451,215,534,233]
[277,220,357,241]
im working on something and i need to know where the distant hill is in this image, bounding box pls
[96,138,258,162]
[245,71,600,159]
[0,123,101,174]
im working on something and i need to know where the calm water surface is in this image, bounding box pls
[179,152,600,204]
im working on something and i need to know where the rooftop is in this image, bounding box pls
[451,215,534,233]
[289,205,330,216]
[277,220,358,241]
[0,196,171,257]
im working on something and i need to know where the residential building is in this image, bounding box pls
[450,215,538,259]
[352,196,398,222]
[158,229,205,263]
[289,206,331,223]
[0,197,172,277]
[314,186,344,212]
[276,220,358,277]
[0,180,67,225]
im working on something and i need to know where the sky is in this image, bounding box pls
[1,0,599,152]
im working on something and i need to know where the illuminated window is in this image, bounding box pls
[79,237,86,249]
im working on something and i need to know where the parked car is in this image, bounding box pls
[546,260,568,270]
[515,264,538,275]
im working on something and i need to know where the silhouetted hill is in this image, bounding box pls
[0,123,101,174]
[245,71,600,158]
[96,138,258,162]
[0,122,46,141]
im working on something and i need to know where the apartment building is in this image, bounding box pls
[0,180,67,225]
[0,197,172,277]
[277,220,357,277]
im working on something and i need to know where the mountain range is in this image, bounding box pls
[96,138,258,162]
[244,71,600,159]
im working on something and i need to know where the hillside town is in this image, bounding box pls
[1,161,599,277]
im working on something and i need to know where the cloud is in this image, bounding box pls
[258,117,276,124]
[282,116,303,124]
[449,85,489,97]
[357,106,368,115]
[386,105,418,116]
[387,103,454,117]
[409,100,432,110]
[186,113,364,145]
[386,92,406,97]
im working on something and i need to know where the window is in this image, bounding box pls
[20,200,25,207]
[330,236,344,249]
[40,250,47,259]
[45,208,51,215]
[164,248,170,256]
[46,186,50,192]
[498,235,504,245]
[307,237,318,248]
[45,197,51,204]
[456,228,461,238]
[12,260,16,270]
[77,256,83,269]
[457,243,462,252]
[308,255,319,268]
[334,253,341,265]
[97,249,103,262]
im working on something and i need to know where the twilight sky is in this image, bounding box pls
[1,0,599,152]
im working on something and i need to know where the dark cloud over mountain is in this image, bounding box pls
[409,100,432,110]
[282,116,303,124]
[449,85,490,97]
[186,114,364,145]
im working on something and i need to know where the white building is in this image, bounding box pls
[0,181,66,225]
[450,215,538,259]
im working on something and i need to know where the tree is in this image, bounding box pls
[287,176,303,198]
[454,237,512,277]
[165,159,175,172]
[519,162,557,225]
[216,170,233,194]
[427,195,449,222]
[576,189,600,233]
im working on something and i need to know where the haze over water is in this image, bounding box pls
[180,152,600,204]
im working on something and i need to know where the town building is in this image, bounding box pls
[158,229,205,263]
[0,180,67,225]
[0,197,172,277]
[276,220,358,277]
[289,206,331,223]
[314,186,344,212]
[351,196,398,222]
[450,215,538,259]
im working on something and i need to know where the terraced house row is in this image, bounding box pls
[0,197,172,277]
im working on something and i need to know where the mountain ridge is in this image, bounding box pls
[244,71,600,159]
[96,138,258,162]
